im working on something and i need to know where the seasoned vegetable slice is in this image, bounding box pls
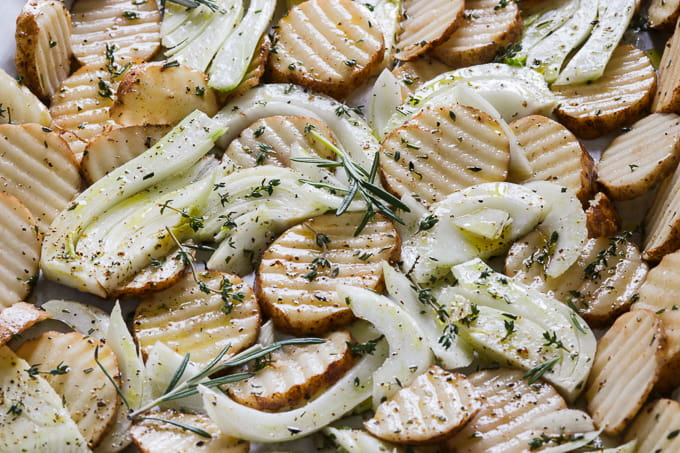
[391,56,451,92]
[643,160,680,261]
[648,0,680,29]
[0,67,51,126]
[395,0,464,61]
[0,302,50,346]
[624,399,680,452]
[585,192,621,238]
[653,25,680,112]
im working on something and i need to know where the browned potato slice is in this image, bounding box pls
[391,56,451,92]
[134,271,260,367]
[395,0,464,61]
[625,399,680,451]
[505,232,647,327]
[15,0,72,101]
[0,194,41,309]
[15,331,119,447]
[267,0,384,99]
[585,192,621,238]
[227,330,355,412]
[509,115,596,205]
[0,302,50,346]
[80,124,171,184]
[648,0,680,29]
[70,0,161,66]
[223,35,270,102]
[553,44,656,139]
[431,0,522,69]
[365,366,480,444]
[653,29,680,113]
[110,62,219,127]
[225,116,336,168]
[0,123,81,232]
[643,162,680,261]
[597,113,680,200]
[446,368,567,452]
[585,309,666,435]
[256,212,400,335]
[379,102,509,206]
[131,410,248,453]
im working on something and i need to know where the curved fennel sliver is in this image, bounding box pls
[199,340,388,442]
[41,299,110,340]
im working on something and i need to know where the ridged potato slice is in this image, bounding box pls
[446,368,567,452]
[0,123,81,232]
[134,271,260,367]
[643,161,680,261]
[109,62,219,127]
[225,116,336,168]
[585,192,621,238]
[505,232,647,326]
[391,56,451,92]
[585,309,666,435]
[365,366,480,444]
[15,331,120,447]
[431,0,522,69]
[654,28,680,113]
[395,0,464,61]
[597,113,680,200]
[553,44,656,139]
[625,399,680,452]
[379,102,509,206]
[509,115,596,205]
[130,410,249,453]
[0,302,50,345]
[649,0,680,29]
[15,0,72,101]
[0,68,51,126]
[0,194,41,308]
[267,0,385,99]
[70,0,161,66]
[80,124,171,184]
[256,212,400,335]
[227,330,355,412]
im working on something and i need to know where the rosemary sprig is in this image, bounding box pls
[523,357,560,385]
[163,0,226,13]
[292,131,410,235]
[137,415,212,438]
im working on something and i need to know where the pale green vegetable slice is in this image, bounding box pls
[516,0,579,62]
[364,0,402,68]
[161,2,213,50]
[369,69,405,140]
[0,68,51,126]
[41,299,110,340]
[324,427,401,452]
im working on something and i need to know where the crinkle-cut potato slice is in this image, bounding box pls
[15,0,72,101]
[0,68,51,127]
[379,102,509,206]
[15,331,120,448]
[0,194,41,309]
[431,0,522,69]
[134,271,261,367]
[365,366,480,444]
[80,124,171,184]
[225,116,337,169]
[70,0,161,66]
[597,113,680,200]
[256,212,400,335]
[445,368,567,452]
[585,309,666,435]
[509,115,596,205]
[643,160,680,261]
[585,192,621,238]
[391,56,451,92]
[227,330,355,412]
[267,0,385,99]
[222,35,270,102]
[654,28,680,113]
[505,232,647,327]
[553,44,656,139]
[625,399,680,452]
[130,410,249,453]
[110,62,219,127]
[395,0,464,61]
[648,0,680,29]
[0,123,81,233]
[0,302,50,346]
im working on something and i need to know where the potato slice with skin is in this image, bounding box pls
[15,0,72,101]
[15,331,120,448]
[643,161,680,261]
[0,123,81,233]
[598,113,680,200]
[586,192,621,238]
[648,0,680,29]
[0,68,51,127]
[391,56,451,92]
[70,0,161,66]
[431,0,522,69]
[365,366,480,444]
[509,115,596,205]
[0,302,50,346]
[0,194,41,309]
[130,410,249,453]
[227,330,355,412]
[134,271,260,367]
[267,0,384,99]
[110,62,219,127]
[625,399,680,452]
[395,0,464,61]
[80,124,171,184]
[654,28,680,113]
[256,212,400,335]
[379,102,509,206]
[552,44,656,139]
[585,309,666,435]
